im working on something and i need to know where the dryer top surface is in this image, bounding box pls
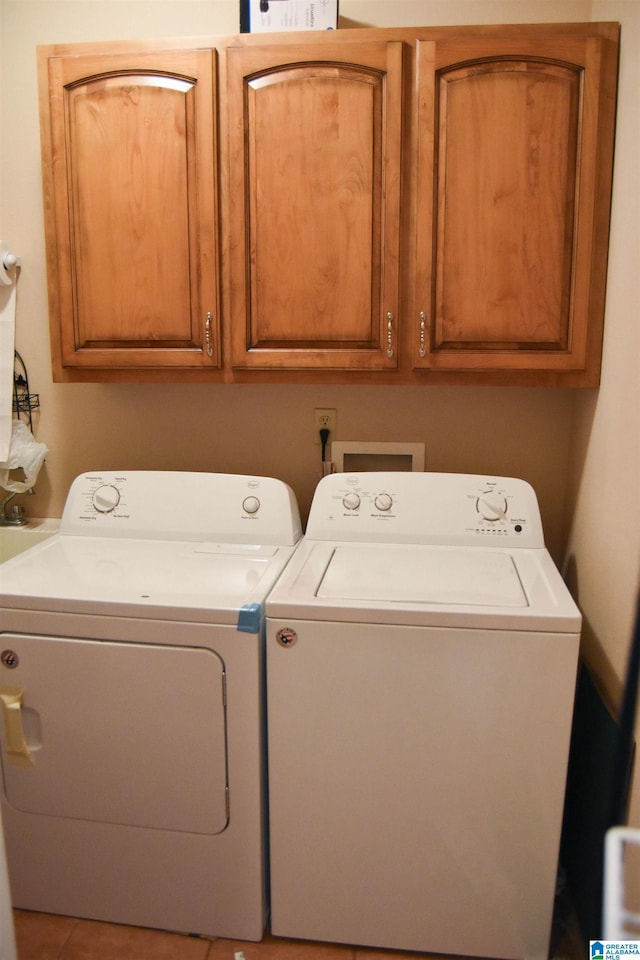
[0,536,297,622]
[0,471,302,621]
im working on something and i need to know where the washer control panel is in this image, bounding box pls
[305,472,545,547]
[60,472,302,545]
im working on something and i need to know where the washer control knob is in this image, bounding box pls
[343,492,361,511]
[92,483,120,514]
[476,491,508,521]
[243,496,260,515]
[374,493,393,512]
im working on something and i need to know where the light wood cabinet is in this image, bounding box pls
[39,46,221,376]
[411,32,619,383]
[38,24,618,386]
[225,39,403,371]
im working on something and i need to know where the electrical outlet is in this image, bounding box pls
[313,408,337,443]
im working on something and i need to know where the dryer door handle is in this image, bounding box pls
[0,686,34,767]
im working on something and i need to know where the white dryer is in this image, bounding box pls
[0,471,301,941]
[266,471,581,960]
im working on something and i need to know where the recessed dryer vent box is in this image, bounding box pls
[240,0,338,32]
[331,442,425,473]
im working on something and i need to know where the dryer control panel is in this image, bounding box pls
[305,472,545,547]
[60,472,302,546]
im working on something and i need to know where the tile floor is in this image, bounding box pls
[12,910,457,960]
[13,906,582,960]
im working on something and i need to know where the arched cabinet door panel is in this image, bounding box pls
[413,35,618,383]
[41,49,221,374]
[227,41,403,371]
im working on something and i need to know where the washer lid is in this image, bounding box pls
[317,545,528,607]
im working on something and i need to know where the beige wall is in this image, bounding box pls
[1,0,639,901]
[567,0,640,843]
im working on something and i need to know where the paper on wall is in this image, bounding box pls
[0,257,17,462]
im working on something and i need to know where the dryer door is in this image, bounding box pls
[0,634,228,834]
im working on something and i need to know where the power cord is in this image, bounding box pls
[320,427,330,463]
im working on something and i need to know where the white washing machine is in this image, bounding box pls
[266,471,581,960]
[0,471,301,941]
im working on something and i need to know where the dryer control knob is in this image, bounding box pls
[343,492,361,511]
[374,493,393,512]
[92,483,120,513]
[476,491,508,521]
[243,496,260,514]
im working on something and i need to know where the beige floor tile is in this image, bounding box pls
[208,932,354,959]
[58,917,211,960]
[13,909,77,960]
[354,952,431,959]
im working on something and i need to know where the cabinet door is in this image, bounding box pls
[41,49,220,373]
[226,41,403,370]
[413,34,618,383]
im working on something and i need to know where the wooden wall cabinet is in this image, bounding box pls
[38,24,619,385]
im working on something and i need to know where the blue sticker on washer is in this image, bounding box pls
[237,603,261,634]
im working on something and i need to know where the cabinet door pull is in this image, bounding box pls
[205,312,214,357]
[386,312,394,359]
[419,311,427,358]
